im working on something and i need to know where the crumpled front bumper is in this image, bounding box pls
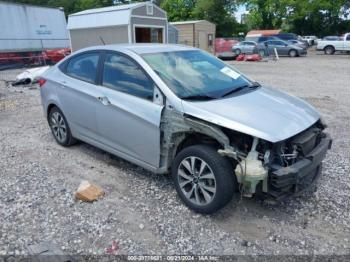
[268,134,332,199]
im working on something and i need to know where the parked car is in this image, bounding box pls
[322,36,341,41]
[287,40,309,49]
[317,33,350,54]
[302,36,318,46]
[255,40,307,57]
[270,33,309,46]
[215,38,239,59]
[40,44,331,214]
[232,41,257,55]
[245,35,280,43]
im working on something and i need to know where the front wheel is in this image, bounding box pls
[233,49,241,56]
[289,49,298,57]
[171,145,236,214]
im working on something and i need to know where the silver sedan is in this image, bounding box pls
[232,41,257,55]
[40,44,330,213]
[256,40,307,57]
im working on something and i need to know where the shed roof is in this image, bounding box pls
[70,2,144,16]
[67,1,164,30]
[170,20,211,25]
[246,29,282,36]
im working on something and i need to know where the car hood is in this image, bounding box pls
[181,86,320,143]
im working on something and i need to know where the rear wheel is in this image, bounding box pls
[48,106,76,146]
[172,145,236,214]
[324,46,335,55]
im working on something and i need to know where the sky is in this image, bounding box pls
[235,5,248,23]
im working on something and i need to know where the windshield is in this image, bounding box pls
[142,50,253,99]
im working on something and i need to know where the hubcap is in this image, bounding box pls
[177,157,216,206]
[50,111,67,143]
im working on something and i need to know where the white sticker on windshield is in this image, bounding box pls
[220,67,241,79]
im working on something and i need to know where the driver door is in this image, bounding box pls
[95,52,163,168]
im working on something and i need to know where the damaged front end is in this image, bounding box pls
[223,120,332,200]
[160,106,331,200]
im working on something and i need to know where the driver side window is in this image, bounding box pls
[102,53,154,101]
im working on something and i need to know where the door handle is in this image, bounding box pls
[59,80,67,88]
[97,96,111,106]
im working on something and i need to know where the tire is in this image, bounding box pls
[233,49,241,56]
[48,106,77,146]
[171,145,236,214]
[289,49,298,57]
[258,49,266,57]
[324,46,335,55]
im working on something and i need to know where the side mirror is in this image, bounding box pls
[153,86,164,106]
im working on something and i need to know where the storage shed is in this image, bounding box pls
[168,24,179,44]
[170,20,216,53]
[67,2,168,51]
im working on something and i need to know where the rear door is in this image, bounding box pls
[345,34,350,51]
[95,51,163,167]
[56,51,101,140]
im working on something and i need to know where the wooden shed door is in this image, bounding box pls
[198,31,207,50]
[135,27,163,43]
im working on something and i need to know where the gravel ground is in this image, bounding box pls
[0,50,349,257]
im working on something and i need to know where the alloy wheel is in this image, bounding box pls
[50,111,67,143]
[177,156,216,206]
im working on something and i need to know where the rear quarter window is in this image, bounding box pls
[65,53,100,84]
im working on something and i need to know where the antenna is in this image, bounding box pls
[99,36,106,45]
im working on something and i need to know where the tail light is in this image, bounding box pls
[38,78,47,87]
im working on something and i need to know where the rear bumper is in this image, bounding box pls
[268,134,332,199]
[217,52,236,58]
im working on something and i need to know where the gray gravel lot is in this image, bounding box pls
[0,51,349,257]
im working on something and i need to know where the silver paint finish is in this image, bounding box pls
[178,157,216,205]
[181,86,320,143]
[41,44,321,173]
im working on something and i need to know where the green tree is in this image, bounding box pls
[160,0,196,21]
[192,0,240,37]
[243,0,292,29]
[288,0,350,36]
[242,0,350,36]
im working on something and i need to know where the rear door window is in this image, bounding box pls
[102,53,154,101]
[346,35,350,41]
[66,53,99,84]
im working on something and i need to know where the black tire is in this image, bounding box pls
[171,145,236,214]
[324,46,335,55]
[289,49,298,57]
[48,106,77,146]
[233,49,241,56]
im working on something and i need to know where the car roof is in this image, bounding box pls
[75,44,197,55]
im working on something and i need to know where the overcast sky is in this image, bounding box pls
[235,5,248,22]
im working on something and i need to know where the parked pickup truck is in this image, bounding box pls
[317,33,350,54]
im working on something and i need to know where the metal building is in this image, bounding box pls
[0,1,69,52]
[168,24,179,44]
[170,20,216,53]
[67,2,168,51]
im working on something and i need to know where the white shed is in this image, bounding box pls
[67,2,168,51]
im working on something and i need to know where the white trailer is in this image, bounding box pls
[0,1,70,52]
